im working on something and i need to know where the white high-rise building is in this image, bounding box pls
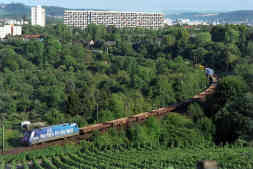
[0,25,22,39]
[31,5,46,27]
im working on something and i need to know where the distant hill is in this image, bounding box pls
[166,10,253,24]
[1,3,253,24]
[0,3,30,18]
[219,10,253,23]
[43,6,66,17]
[0,3,108,19]
[0,3,65,18]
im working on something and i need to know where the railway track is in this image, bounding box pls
[1,76,217,155]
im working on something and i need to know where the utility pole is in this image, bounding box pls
[104,47,109,55]
[125,103,129,114]
[96,104,99,122]
[1,117,4,153]
[153,104,156,110]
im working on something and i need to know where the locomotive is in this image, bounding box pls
[205,67,214,76]
[22,123,79,145]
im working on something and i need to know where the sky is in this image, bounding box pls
[3,0,253,11]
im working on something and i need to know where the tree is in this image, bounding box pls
[127,125,149,145]
[66,91,82,116]
[224,27,240,44]
[164,34,176,47]
[193,32,211,45]
[24,40,44,66]
[55,24,72,43]
[211,75,248,113]
[175,28,190,56]
[108,93,125,118]
[238,25,248,56]
[162,34,176,55]
[188,103,215,141]
[0,48,20,71]
[224,43,240,71]
[214,100,249,143]
[246,41,253,57]
[117,41,134,56]
[160,113,206,147]
[191,47,208,65]
[144,117,161,144]
[87,24,106,41]
[61,55,77,69]
[211,25,226,42]
[151,75,176,106]
[44,109,65,124]
[44,36,62,66]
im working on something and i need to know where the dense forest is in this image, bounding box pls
[0,23,252,151]
[1,24,209,126]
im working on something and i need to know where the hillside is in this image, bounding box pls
[0,3,65,18]
[0,3,30,18]
[0,21,252,168]
[219,10,253,23]
[0,3,108,19]
[1,3,253,24]
[167,10,253,24]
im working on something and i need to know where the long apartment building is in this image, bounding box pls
[64,10,164,29]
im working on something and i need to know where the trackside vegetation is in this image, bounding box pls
[0,23,253,168]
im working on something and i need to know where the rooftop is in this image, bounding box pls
[64,10,164,15]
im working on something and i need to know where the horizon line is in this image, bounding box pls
[1,2,253,12]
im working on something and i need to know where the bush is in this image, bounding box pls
[160,113,207,147]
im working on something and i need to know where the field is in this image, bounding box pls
[1,144,253,169]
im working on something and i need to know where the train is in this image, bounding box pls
[22,68,217,146]
[22,123,79,145]
[205,68,214,76]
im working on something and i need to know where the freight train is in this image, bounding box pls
[23,68,217,146]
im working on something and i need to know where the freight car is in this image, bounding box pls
[106,117,129,127]
[79,123,110,134]
[129,112,153,122]
[152,106,178,116]
[22,123,79,145]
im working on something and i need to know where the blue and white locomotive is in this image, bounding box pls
[205,68,214,76]
[22,123,79,145]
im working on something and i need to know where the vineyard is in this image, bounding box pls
[1,144,253,169]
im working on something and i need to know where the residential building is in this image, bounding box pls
[64,10,164,29]
[0,25,22,39]
[174,19,208,26]
[5,19,28,25]
[31,5,46,27]
[164,18,173,26]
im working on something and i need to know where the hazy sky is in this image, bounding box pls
[4,0,253,11]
